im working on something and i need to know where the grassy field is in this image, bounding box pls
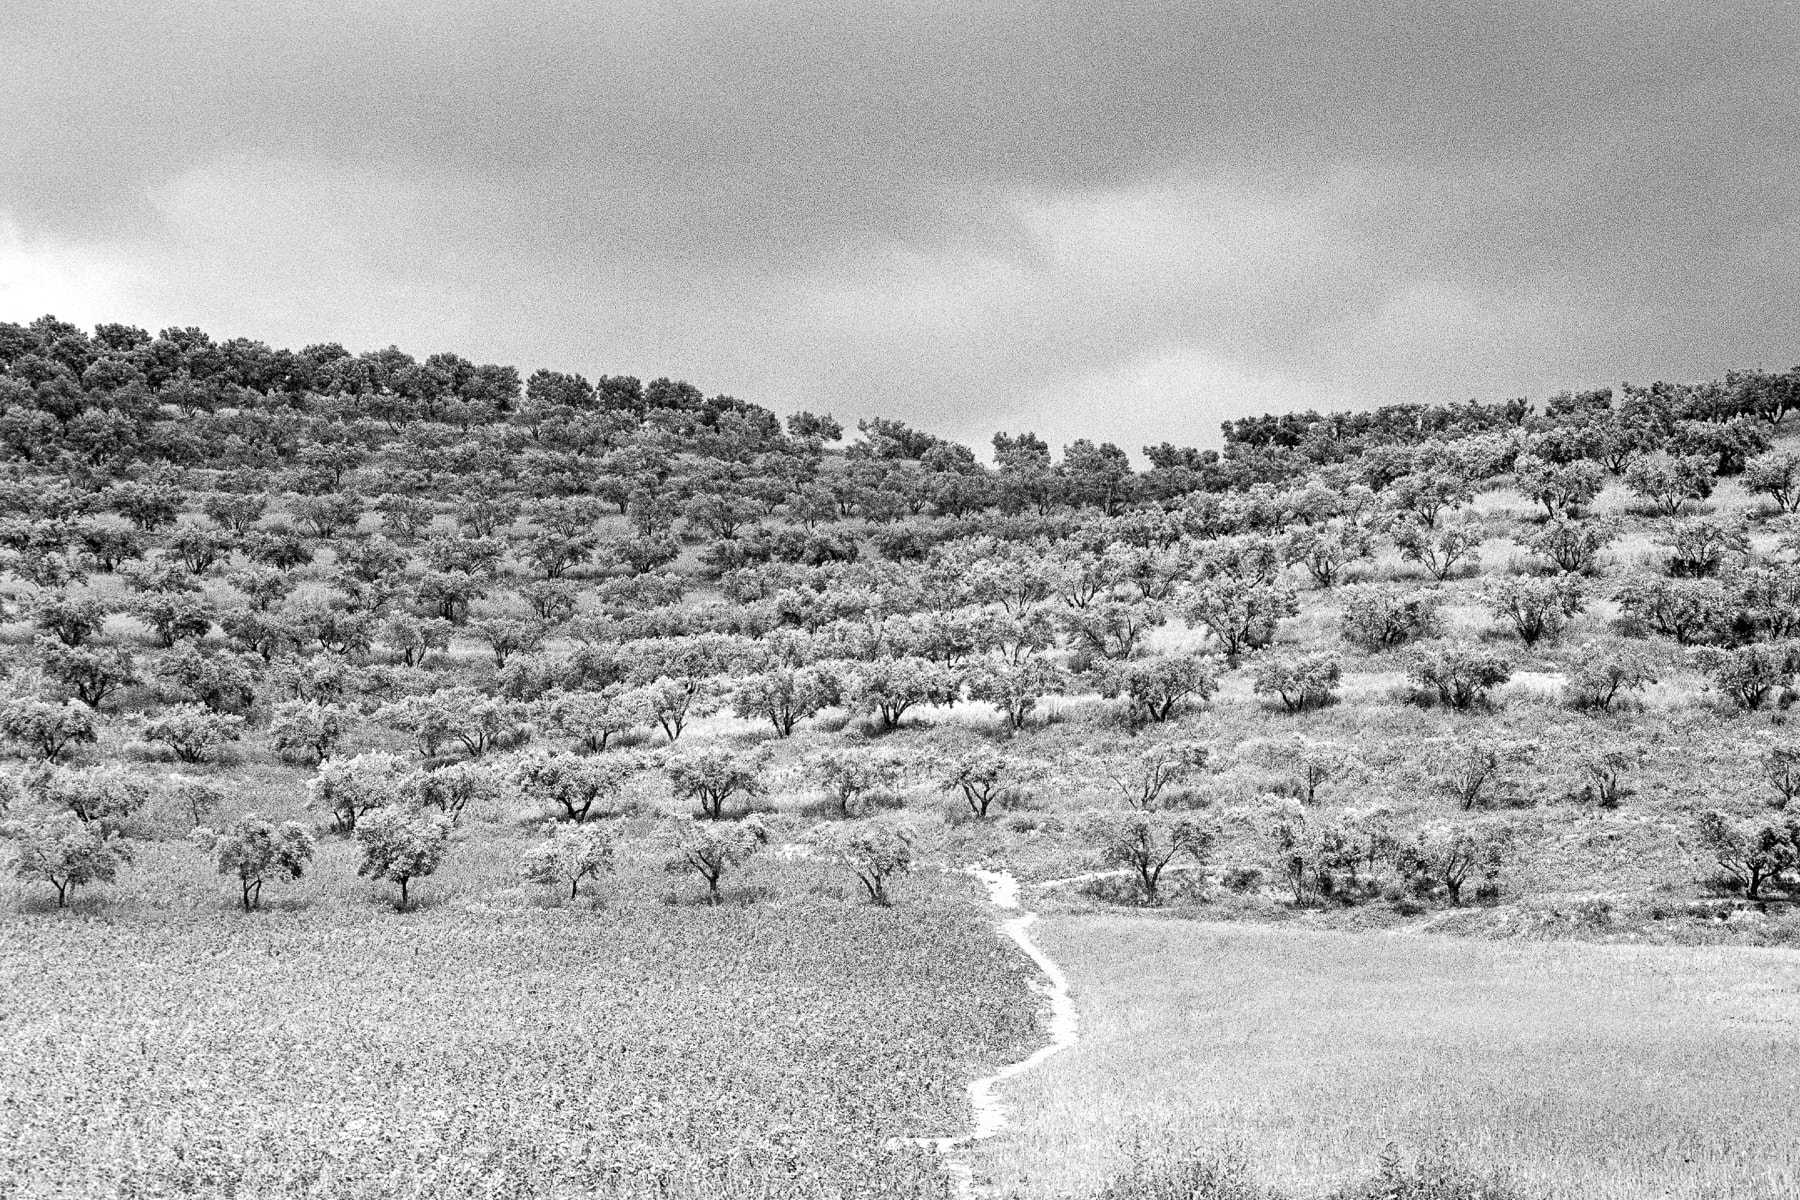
[981,914,1800,1200]
[0,849,1039,1199]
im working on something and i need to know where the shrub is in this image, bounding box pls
[1251,651,1342,713]
[1339,584,1441,650]
[1076,808,1215,904]
[807,816,920,905]
[355,805,453,910]
[1577,742,1643,808]
[190,814,316,910]
[1435,739,1521,810]
[1,810,130,907]
[1612,575,1732,645]
[1269,736,1357,805]
[666,745,770,820]
[1405,643,1512,709]
[520,820,616,900]
[661,815,770,901]
[0,698,98,762]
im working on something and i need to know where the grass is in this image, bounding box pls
[981,915,1800,1200]
[0,848,1039,1199]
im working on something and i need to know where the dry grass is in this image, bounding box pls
[982,915,1800,1200]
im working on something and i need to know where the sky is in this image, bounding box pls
[2,1,1797,456]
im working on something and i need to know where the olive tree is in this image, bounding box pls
[190,814,316,910]
[666,745,770,820]
[807,747,904,817]
[1406,643,1512,709]
[807,816,920,905]
[511,750,640,822]
[1101,740,1209,810]
[1694,810,1794,900]
[0,697,98,762]
[661,815,769,901]
[355,805,453,910]
[1093,653,1219,725]
[2,810,130,907]
[1251,651,1342,713]
[1075,808,1215,904]
[307,752,414,833]
[520,820,616,900]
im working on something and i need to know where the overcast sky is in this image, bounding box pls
[2,2,1796,454]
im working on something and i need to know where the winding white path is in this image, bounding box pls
[898,867,1079,1197]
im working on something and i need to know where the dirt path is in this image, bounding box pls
[898,867,1080,1197]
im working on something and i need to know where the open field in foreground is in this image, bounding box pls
[0,853,1037,1200]
[983,915,1800,1200]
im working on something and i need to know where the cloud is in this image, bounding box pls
[2,2,1797,455]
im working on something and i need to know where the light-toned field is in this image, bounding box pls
[982,915,1800,1199]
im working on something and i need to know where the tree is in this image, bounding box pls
[1693,809,1794,900]
[375,688,533,758]
[629,675,725,742]
[1523,517,1616,575]
[32,639,136,708]
[1251,651,1342,713]
[511,750,639,822]
[840,657,959,731]
[32,763,151,835]
[1101,740,1208,810]
[1093,654,1219,725]
[165,773,225,828]
[1655,516,1748,578]
[355,805,453,909]
[307,752,413,833]
[269,700,352,764]
[1624,453,1715,516]
[808,747,904,816]
[190,814,316,910]
[1759,742,1800,810]
[411,760,505,825]
[732,664,838,736]
[2,810,130,907]
[807,817,919,905]
[1075,808,1215,904]
[940,746,1026,818]
[1405,643,1512,709]
[0,698,98,761]
[520,820,616,900]
[1270,736,1356,805]
[1743,450,1800,513]
[661,815,770,901]
[1577,742,1643,808]
[474,617,546,668]
[1435,739,1522,810]
[541,686,646,753]
[1513,455,1604,518]
[1694,643,1798,710]
[140,704,243,764]
[666,745,770,819]
[27,592,108,646]
[1482,574,1584,646]
[1396,820,1509,905]
[1182,578,1297,661]
[1392,518,1483,581]
[1339,584,1441,650]
[965,658,1064,731]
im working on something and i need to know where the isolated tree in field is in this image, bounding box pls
[808,747,904,816]
[307,752,414,833]
[139,704,243,764]
[941,746,1025,818]
[662,815,770,901]
[1406,643,1512,709]
[1522,516,1616,575]
[1759,743,1800,810]
[541,686,646,753]
[165,773,225,828]
[190,814,316,910]
[732,664,838,736]
[1743,450,1800,513]
[1396,820,1510,906]
[1693,809,1794,900]
[1076,808,1215,904]
[1392,517,1483,581]
[1251,650,1342,713]
[667,745,770,819]
[1563,641,1658,713]
[2,811,130,907]
[413,760,508,825]
[270,700,352,764]
[32,639,136,708]
[0,698,98,762]
[965,657,1064,730]
[1482,574,1584,646]
[355,805,453,910]
[1093,653,1219,725]
[1183,578,1297,660]
[1577,741,1644,808]
[1102,740,1208,810]
[1694,643,1798,710]
[1339,584,1441,650]
[520,820,616,900]
[32,763,151,836]
[840,656,958,730]
[808,816,919,905]
[512,749,639,822]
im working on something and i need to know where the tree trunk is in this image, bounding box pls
[398,877,410,910]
